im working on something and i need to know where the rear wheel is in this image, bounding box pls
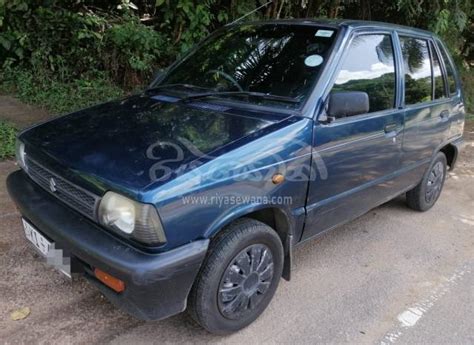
[406,152,447,211]
[188,218,283,334]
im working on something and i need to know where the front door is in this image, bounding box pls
[302,31,405,240]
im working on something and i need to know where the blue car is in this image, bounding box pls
[7,19,465,334]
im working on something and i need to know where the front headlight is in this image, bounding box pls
[98,191,166,245]
[15,139,27,171]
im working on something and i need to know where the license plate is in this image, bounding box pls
[22,218,71,278]
[23,218,52,256]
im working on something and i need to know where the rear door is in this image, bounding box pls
[435,39,465,141]
[302,30,405,240]
[399,35,451,172]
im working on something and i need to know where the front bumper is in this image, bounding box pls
[6,170,209,320]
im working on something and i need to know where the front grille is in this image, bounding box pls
[25,157,100,219]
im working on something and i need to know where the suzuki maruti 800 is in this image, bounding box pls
[7,20,465,334]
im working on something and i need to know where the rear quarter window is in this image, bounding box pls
[430,41,446,100]
[437,41,457,95]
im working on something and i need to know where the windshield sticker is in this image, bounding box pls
[304,54,323,67]
[315,29,334,37]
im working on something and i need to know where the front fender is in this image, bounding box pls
[150,118,314,251]
[204,203,294,238]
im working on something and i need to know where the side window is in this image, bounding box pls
[332,34,396,114]
[430,42,446,100]
[400,36,432,105]
[437,41,457,95]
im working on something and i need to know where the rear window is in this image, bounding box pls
[400,36,432,105]
[437,41,457,95]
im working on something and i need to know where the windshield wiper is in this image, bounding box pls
[146,83,210,94]
[179,91,301,104]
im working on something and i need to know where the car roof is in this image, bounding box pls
[231,18,434,37]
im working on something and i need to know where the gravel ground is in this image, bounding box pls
[0,99,473,344]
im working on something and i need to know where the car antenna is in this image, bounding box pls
[228,0,273,25]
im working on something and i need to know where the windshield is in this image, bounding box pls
[158,23,337,109]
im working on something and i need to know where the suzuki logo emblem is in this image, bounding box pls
[49,178,57,193]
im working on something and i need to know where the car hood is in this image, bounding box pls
[20,94,282,196]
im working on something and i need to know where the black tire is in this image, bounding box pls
[188,218,284,335]
[406,152,447,211]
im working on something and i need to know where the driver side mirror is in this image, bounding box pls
[321,91,370,122]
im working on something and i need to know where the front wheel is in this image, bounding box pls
[406,152,447,211]
[188,218,283,334]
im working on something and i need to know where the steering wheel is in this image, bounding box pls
[206,69,243,91]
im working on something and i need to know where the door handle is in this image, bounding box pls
[439,110,449,119]
[384,123,399,133]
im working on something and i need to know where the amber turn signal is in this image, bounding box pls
[94,268,125,293]
[272,173,285,184]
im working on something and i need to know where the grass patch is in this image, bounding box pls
[0,68,125,114]
[0,120,17,160]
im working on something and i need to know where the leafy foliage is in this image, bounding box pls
[27,8,106,80]
[0,0,472,111]
[104,18,166,86]
[0,1,169,86]
[0,120,16,160]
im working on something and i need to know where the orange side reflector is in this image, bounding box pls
[94,268,125,293]
[272,173,285,185]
